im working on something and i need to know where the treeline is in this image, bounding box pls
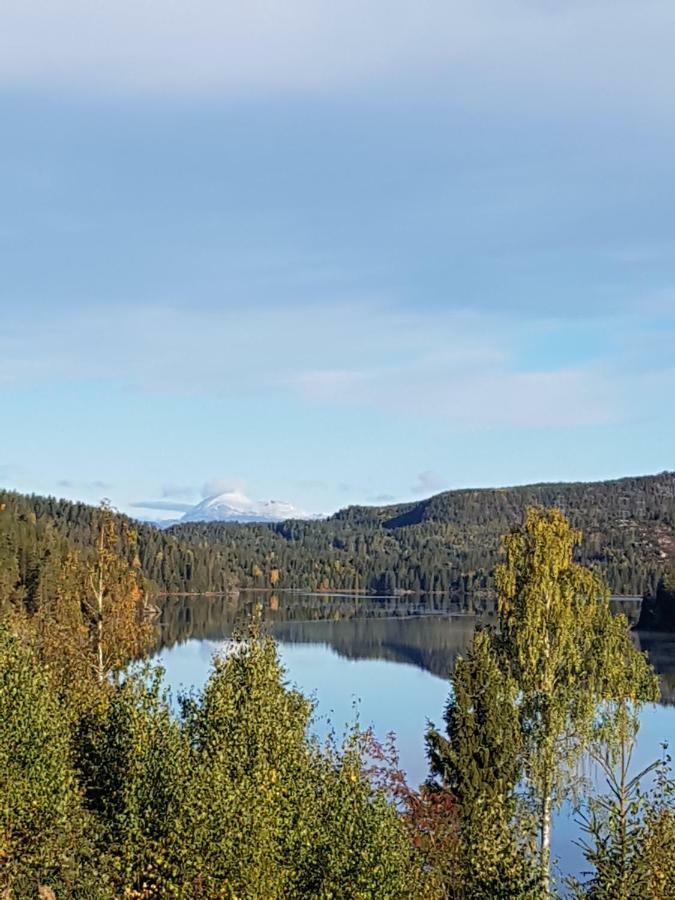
[2,472,675,607]
[3,507,675,897]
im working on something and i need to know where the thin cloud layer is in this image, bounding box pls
[0,299,635,429]
[1,0,675,112]
[161,484,199,500]
[57,478,111,491]
[411,471,446,495]
[130,499,194,513]
[201,478,246,499]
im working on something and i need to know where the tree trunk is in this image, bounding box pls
[540,787,552,898]
[96,609,104,684]
[95,522,105,684]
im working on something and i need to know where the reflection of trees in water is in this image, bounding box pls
[157,592,490,679]
[271,615,484,679]
[156,591,673,695]
[634,632,675,704]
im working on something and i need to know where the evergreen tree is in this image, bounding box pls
[639,572,675,630]
[427,628,536,897]
[571,747,675,899]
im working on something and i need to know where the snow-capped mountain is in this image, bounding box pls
[179,490,318,524]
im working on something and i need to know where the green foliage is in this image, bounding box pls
[308,740,426,899]
[0,628,98,898]
[427,629,537,898]
[83,502,154,683]
[75,667,188,896]
[175,628,316,896]
[0,619,429,898]
[0,500,153,718]
[363,730,464,896]
[571,747,675,899]
[428,629,522,805]
[495,508,659,896]
[172,624,426,898]
[424,508,663,899]
[640,808,675,899]
[2,498,673,898]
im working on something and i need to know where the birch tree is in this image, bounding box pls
[85,502,153,683]
[495,508,659,897]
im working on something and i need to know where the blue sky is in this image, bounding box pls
[1,0,674,518]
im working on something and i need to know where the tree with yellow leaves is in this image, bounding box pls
[495,508,659,897]
[84,502,153,684]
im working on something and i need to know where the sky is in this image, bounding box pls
[1,0,675,519]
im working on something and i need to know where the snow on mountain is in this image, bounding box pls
[179,490,318,524]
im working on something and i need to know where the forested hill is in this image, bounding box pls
[168,471,675,597]
[333,472,675,531]
[2,472,674,604]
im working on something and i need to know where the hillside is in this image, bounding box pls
[335,472,675,531]
[168,471,675,597]
[2,472,674,605]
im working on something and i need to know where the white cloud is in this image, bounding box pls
[201,477,245,498]
[1,1,675,112]
[130,499,194,513]
[0,297,636,429]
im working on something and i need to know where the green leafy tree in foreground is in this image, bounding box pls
[576,627,669,900]
[71,618,430,898]
[495,508,659,897]
[1,618,432,898]
[0,628,98,898]
[173,622,427,898]
[427,628,537,898]
[74,666,189,897]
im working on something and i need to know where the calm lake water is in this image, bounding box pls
[153,591,675,885]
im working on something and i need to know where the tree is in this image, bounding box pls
[570,746,675,899]
[0,628,96,897]
[174,620,428,898]
[365,730,462,896]
[495,508,659,897]
[426,628,536,897]
[85,502,153,683]
[75,666,188,896]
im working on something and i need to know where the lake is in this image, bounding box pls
[153,591,675,885]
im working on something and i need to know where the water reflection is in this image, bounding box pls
[155,591,673,697]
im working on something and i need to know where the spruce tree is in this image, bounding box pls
[427,628,536,897]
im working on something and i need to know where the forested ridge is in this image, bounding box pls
[2,471,675,607]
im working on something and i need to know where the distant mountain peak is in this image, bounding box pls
[179,490,318,524]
